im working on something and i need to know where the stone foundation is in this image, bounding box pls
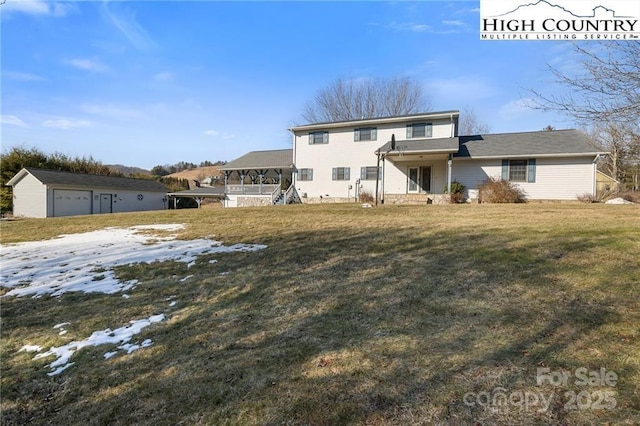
[302,197,353,204]
[236,196,272,207]
[383,193,450,205]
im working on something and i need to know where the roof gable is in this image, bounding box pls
[8,168,169,192]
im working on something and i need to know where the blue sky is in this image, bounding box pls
[1,0,579,169]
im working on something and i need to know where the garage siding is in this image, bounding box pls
[12,173,47,218]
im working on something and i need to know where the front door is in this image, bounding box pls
[408,168,419,192]
[420,166,432,193]
[100,194,112,213]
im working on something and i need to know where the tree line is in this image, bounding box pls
[150,160,227,177]
[0,147,190,213]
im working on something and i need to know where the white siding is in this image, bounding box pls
[12,173,47,218]
[452,156,596,200]
[294,118,455,200]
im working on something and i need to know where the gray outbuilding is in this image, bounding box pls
[6,168,169,218]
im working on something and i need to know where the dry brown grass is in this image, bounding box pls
[1,203,639,425]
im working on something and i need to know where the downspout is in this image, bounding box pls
[450,113,454,138]
[291,129,297,190]
[447,154,453,196]
[593,154,599,197]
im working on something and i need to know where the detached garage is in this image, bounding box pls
[6,168,169,218]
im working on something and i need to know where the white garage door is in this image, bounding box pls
[53,190,92,217]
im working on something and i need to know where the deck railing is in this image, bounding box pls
[226,184,279,195]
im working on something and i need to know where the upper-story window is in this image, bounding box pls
[406,123,433,139]
[354,127,377,142]
[309,131,329,145]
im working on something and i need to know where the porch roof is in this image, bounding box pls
[377,137,459,156]
[221,149,293,171]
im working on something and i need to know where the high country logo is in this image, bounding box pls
[480,0,640,40]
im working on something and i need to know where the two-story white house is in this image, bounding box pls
[289,110,605,203]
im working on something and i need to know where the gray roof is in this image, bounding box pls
[11,168,169,192]
[290,110,460,131]
[221,149,293,171]
[455,129,604,158]
[378,137,459,154]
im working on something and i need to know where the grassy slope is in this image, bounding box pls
[1,204,639,425]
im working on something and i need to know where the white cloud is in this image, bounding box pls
[81,103,142,120]
[65,58,109,72]
[1,0,74,17]
[442,20,465,26]
[42,119,91,129]
[204,129,220,137]
[383,21,431,32]
[101,1,158,51]
[2,71,45,81]
[1,114,29,127]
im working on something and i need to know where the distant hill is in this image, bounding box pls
[108,164,151,176]
[167,166,223,187]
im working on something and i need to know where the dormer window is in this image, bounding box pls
[354,127,377,142]
[406,123,433,139]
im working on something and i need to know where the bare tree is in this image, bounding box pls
[301,76,431,124]
[458,107,491,136]
[588,122,640,184]
[529,42,640,124]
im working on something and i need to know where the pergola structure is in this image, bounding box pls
[220,149,294,195]
[166,187,225,208]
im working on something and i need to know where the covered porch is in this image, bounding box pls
[220,149,298,207]
[376,136,459,204]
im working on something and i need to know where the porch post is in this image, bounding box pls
[375,149,381,206]
[381,156,385,204]
[240,171,246,194]
[447,155,453,196]
[223,171,229,194]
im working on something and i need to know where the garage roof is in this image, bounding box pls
[7,168,169,192]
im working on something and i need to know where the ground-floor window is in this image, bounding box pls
[332,167,350,181]
[502,159,536,183]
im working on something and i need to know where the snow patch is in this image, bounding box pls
[605,197,635,205]
[31,314,165,375]
[0,224,267,297]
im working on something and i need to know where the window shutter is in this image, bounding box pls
[323,132,329,144]
[309,133,313,144]
[406,124,413,139]
[354,129,360,142]
[332,168,337,180]
[501,160,509,180]
[360,167,366,180]
[344,168,350,180]
[528,159,536,183]
[309,169,313,181]
[371,128,377,140]
[426,123,433,138]
[378,167,383,180]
